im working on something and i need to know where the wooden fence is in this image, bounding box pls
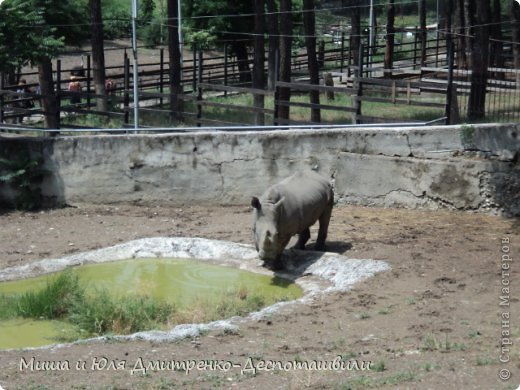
[0,34,518,130]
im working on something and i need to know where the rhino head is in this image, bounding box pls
[251,196,286,264]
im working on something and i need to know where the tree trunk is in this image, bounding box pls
[167,0,182,120]
[512,1,520,88]
[253,0,265,125]
[467,0,490,121]
[444,0,453,47]
[90,0,106,111]
[233,42,251,83]
[384,0,395,78]
[38,58,59,131]
[266,0,278,90]
[350,0,361,69]
[303,0,320,123]
[490,0,504,77]
[419,0,427,66]
[453,0,468,69]
[277,0,292,121]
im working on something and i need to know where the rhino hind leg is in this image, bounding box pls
[316,202,333,251]
[295,228,311,250]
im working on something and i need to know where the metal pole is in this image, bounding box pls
[131,0,139,129]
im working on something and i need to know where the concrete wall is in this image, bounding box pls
[1,123,519,215]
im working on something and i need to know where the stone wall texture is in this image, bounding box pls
[1,123,518,215]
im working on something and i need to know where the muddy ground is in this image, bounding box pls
[0,203,518,390]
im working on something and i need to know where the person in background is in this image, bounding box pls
[68,75,81,105]
[15,79,33,124]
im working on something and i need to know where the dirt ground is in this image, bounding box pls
[0,203,518,390]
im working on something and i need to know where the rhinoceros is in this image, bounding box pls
[251,170,334,268]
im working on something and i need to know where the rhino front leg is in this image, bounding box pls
[316,203,332,251]
[295,228,310,250]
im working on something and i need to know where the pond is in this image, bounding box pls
[0,258,302,349]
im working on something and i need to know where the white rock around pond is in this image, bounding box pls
[0,237,390,348]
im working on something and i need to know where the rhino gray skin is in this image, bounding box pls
[251,170,334,268]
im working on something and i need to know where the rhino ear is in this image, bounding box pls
[251,196,261,210]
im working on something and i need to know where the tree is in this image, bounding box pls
[253,0,265,125]
[350,0,362,70]
[303,0,320,123]
[277,0,293,121]
[1,0,87,130]
[453,0,468,69]
[384,0,395,78]
[418,0,427,66]
[90,0,106,111]
[266,0,279,90]
[513,0,520,88]
[167,0,182,119]
[467,0,490,120]
[184,1,254,83]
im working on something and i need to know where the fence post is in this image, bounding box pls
[124,54,130,126]
[192,45,197,93]
[56,60,61,129]
[159,48,164,106]
[196,50,203,127]
[413,26,418,69]
[0,73,4,125]
[354,43,364,124]
[273,48,280,126]
[445,41,458,125]
[224,44,228,97]
[347,36,352,79]
[86,55,91,109]
[340,32,345,81]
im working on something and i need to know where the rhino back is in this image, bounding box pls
[262,171,332,235]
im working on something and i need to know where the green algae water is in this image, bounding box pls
[0,258,302,349]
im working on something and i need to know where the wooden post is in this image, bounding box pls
[196,50,203,127]
[56,60,61,129]
[124,54,130,126]
[192,45,197,94]
[159,48,164,106]
[273,49,280,125]
[224,44,228,97]
[445,41,457,124]
[0,73,4,125]
[340,32,345,80]
[354,43,364,124]
[347,36,352,79]
[413,27,418,68]
[86,55,91,109]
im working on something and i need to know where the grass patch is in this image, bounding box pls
[372,360,386,372]
[0,272,270,341]
[476,356,497,366]
[358,312,371,320]
[341,370,418,389]
[421,333,466,352]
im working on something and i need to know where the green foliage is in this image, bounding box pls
[184,27,217,50]
[69,290,174,336]
[0,272,273,341]
[0,151,47,210]
[102,0,131,39]
[139,0,155,25]
[0,1,63,72]
[142,14,166,47]
[16,273,83,319]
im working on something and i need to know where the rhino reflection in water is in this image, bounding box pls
[251,170,334,269]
